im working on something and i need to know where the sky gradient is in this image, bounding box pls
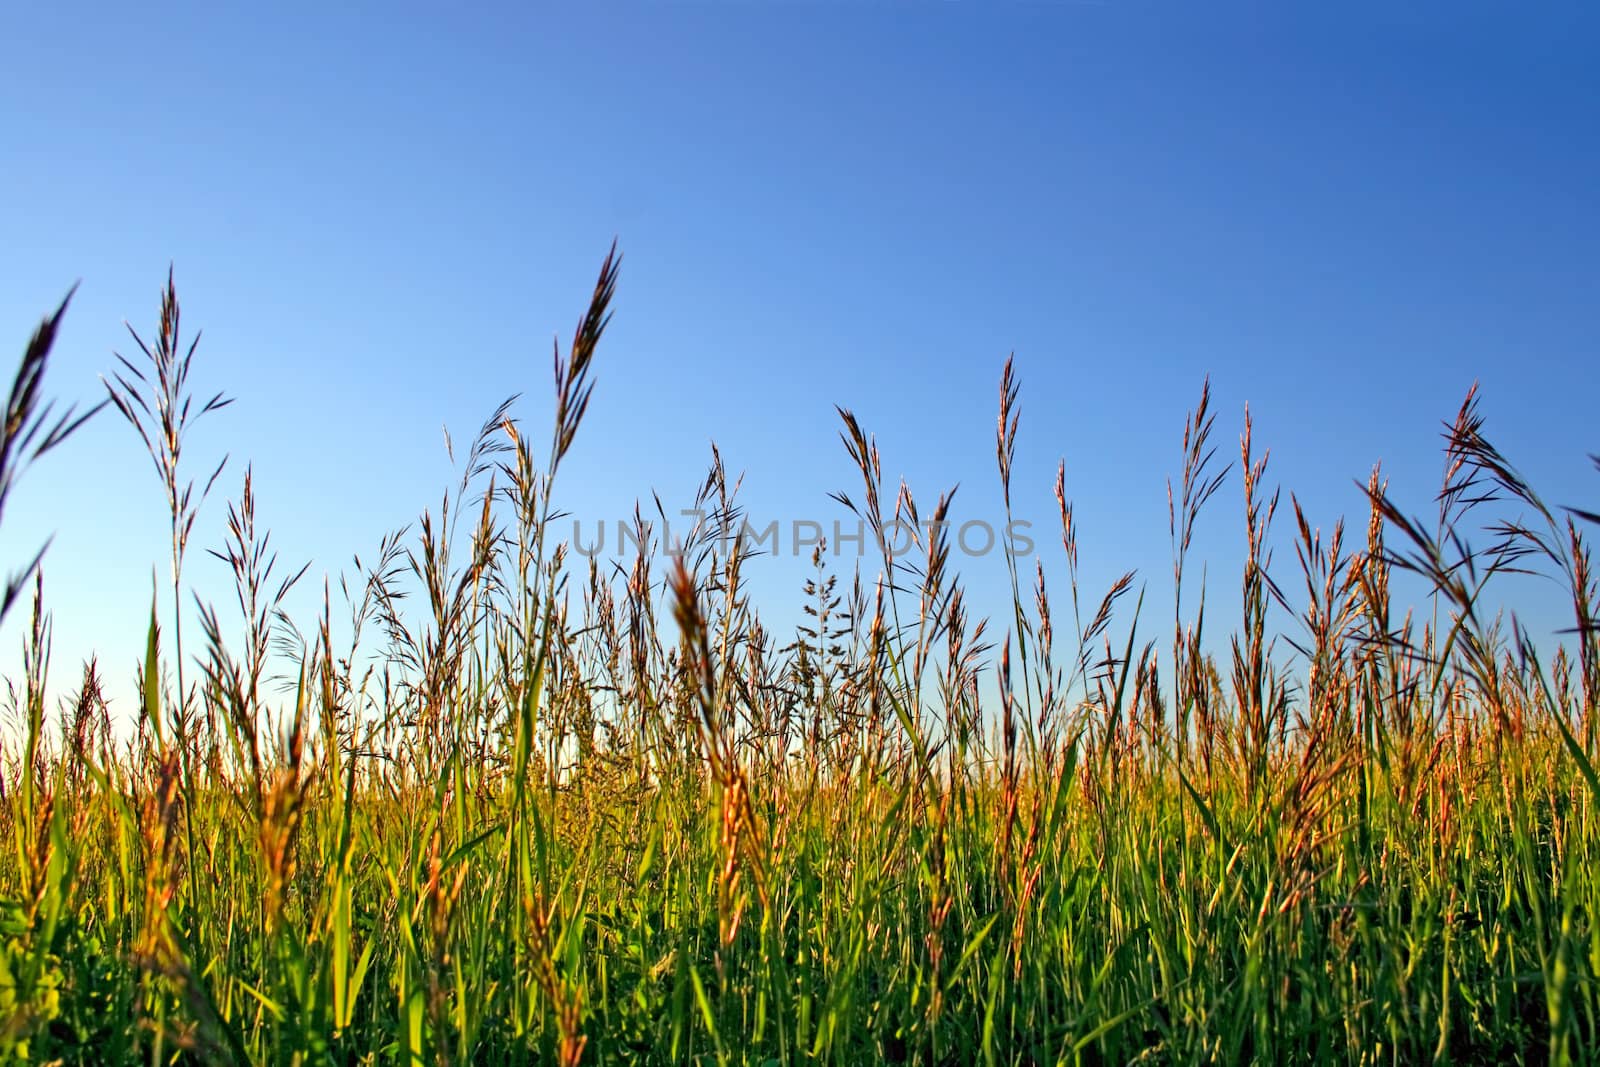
[2,2,1597,714]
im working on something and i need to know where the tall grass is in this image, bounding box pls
[3,251,1599,1064]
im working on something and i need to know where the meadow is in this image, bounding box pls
[2,248,1598,1065]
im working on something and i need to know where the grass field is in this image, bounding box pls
[3,250,1599,1064]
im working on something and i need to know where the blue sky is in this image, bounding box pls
[2,2,1597,714]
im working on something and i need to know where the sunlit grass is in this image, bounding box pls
[3,249,1598,1064]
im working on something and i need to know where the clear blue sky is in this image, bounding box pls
[2,2,1596,714]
